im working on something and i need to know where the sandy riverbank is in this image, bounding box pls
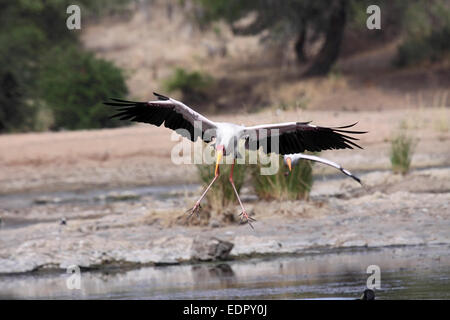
[0,107,449,194]
[0,166,449,274]
[0,107,449,274]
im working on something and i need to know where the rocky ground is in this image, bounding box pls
[0,166,449,274]
[0,107,449,274]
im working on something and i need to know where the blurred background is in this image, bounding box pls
[0,0,449,299]
[1,0,449,132]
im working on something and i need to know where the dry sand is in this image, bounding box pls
[1,107,449,194]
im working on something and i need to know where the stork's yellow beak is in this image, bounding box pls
[215,149,223,176]
[286,157,292,172]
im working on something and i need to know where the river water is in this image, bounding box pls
[1,245,448,299]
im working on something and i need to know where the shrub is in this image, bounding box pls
[0,24,47,133]
[395,0,450,66]
[165,68,212,93]
[37,45,128,130]
[250,155,314,200]
[396,29,450,66]
[163,68,213,107]
[0,72,36,133]
[0,1,133,133]
[390,131,416,174]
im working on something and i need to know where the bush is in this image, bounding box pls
[250,155,313,201]
[396,29,450,66]
[37,45,128,130]
[390,131,416,174]
[164,68,213,106]
[0,1,133,133]
[0,72,36,133]
[0,24,46,133]
[395,0,450,66]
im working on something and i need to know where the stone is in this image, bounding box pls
[191,236,234,261]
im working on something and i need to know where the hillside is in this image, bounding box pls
[81,0,450,113]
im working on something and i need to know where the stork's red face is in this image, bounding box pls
[215,145,224,176]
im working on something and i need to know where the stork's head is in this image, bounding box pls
[285,157,292,172]
[283,155,293,176]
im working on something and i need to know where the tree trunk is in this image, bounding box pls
[304,0,347,76]
[294,19,307,63]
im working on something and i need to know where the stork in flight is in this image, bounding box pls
[105,93,366,228]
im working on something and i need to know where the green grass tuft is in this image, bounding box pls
[250,155,314,200]
[390,131,416,175]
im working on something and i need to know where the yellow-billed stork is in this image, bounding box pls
[105,92,366,228]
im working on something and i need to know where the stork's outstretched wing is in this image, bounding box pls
[285,153,362,184]
[243,122,367,154]
[104,92,217,142]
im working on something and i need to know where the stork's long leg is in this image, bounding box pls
[187,146,224,219]
[229,159,255,229]
[187,168,220,219]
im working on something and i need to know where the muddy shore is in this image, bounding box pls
[0,167,449,274]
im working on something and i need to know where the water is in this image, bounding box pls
[2,164,447,212]
[0,184,198,210]
[0,183,198,230]
[1,245,448,299]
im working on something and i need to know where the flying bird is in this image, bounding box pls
[284,153,362,185]
[105,93,367,228]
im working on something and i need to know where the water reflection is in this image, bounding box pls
[0,245,449,299]
[191,264,236,288]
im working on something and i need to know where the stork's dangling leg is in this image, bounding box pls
[187,170,219,219]
[187,145,224,219]
[229,159,256,229]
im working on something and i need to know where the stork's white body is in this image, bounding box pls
[214,122,245,155]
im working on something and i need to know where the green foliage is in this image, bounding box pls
[193,0,256,25]
[196,161,247,211]
[164,68,213,96]
[163,68,214,108]
[79,0,135,19]
[390,131,416,175]
[0,2,55,133]
[193,0,349,75]
[37,46,127,130]
[395,0,450,66]
[196,0,450,73]
[193,0,322,27]
[193,0,322,39]
[348,0,369,29]
[0,0,132,133]
[0,72,36,133]
[250,155,313,200]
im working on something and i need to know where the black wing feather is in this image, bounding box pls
[249,122,367,155]
[104,97,207,142]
